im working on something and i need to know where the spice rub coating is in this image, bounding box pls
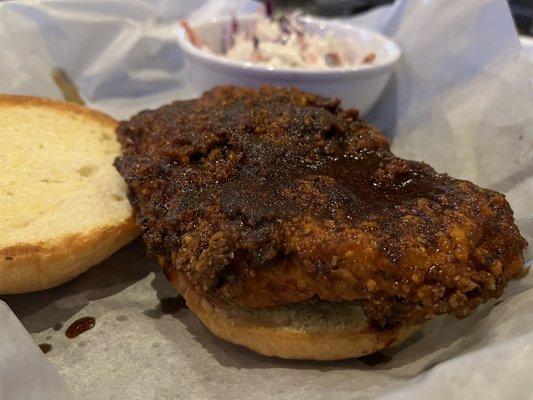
[115,86,526,327]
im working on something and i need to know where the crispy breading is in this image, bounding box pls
[115,86,526,327]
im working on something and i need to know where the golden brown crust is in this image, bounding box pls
[0,94,116,128]
[171,269,422,360]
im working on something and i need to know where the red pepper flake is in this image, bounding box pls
[297,34,308,52]
[251,50,266,63]
[363,52,376,63]
[325,52,342,66]
[180,20,204,48]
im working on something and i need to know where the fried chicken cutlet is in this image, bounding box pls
[115,86,526,332]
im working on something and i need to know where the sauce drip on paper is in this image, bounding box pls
[65,317,96,339]
[38,343,52,354]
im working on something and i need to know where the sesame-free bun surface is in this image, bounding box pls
[171,270,422,361]
[0,95,139,293]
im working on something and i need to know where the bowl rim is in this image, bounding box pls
[177,14,401,78]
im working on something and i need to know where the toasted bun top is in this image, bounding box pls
[0,95,139,293]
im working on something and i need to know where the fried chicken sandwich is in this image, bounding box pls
[115,86,526,360]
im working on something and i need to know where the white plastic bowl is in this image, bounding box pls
[177,15,401,114]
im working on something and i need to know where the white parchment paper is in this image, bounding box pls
[0,302,73,400]
[0,0,532,399]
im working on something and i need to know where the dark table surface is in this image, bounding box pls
[266,0,533,36]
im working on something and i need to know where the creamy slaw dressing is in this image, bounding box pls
[183,11,376,69]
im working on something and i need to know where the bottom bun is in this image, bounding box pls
[170,271,422,361]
